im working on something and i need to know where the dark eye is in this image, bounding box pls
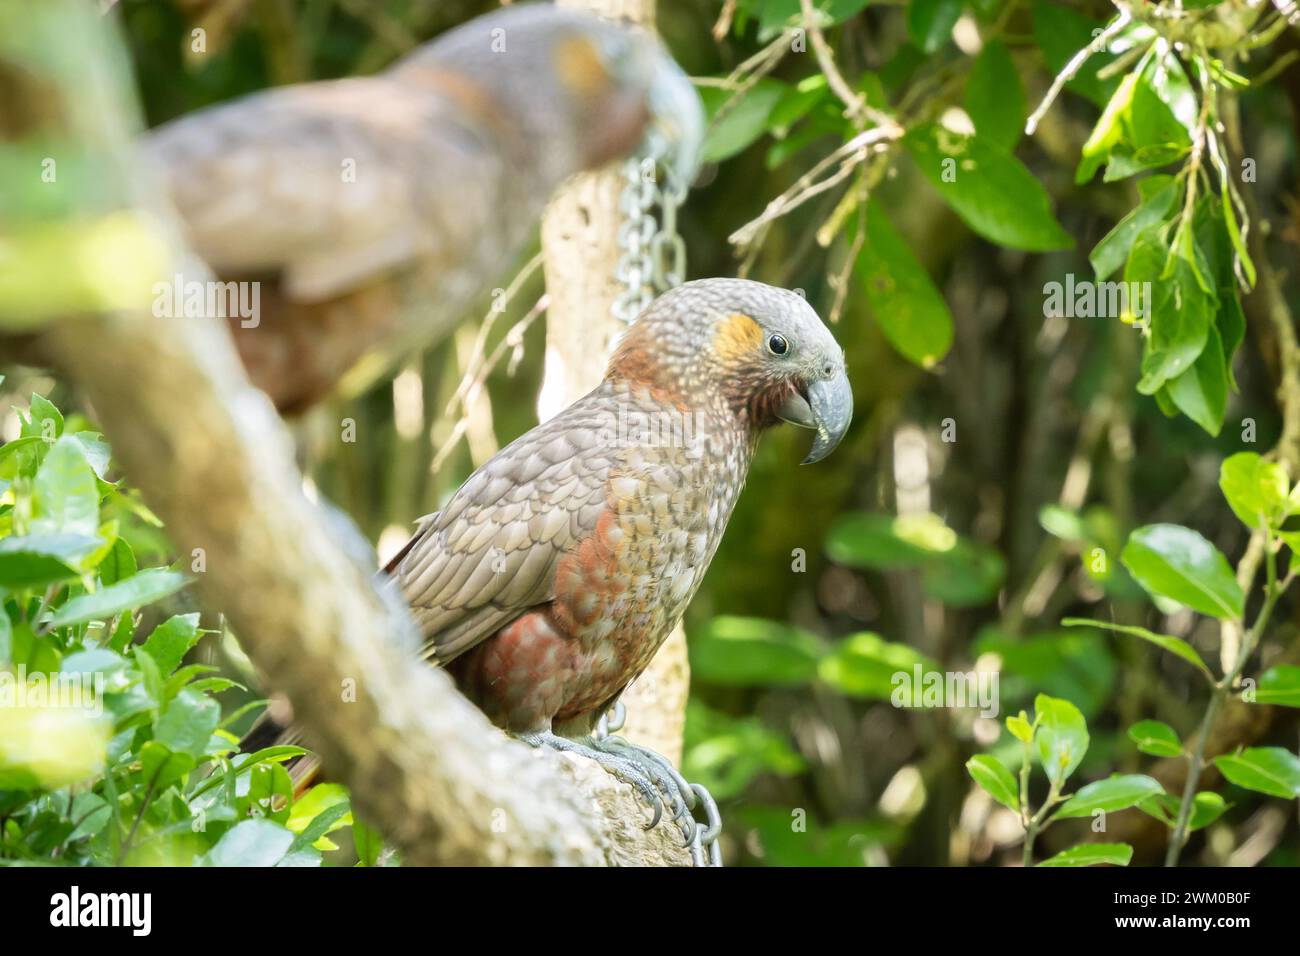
[767,333,789,356]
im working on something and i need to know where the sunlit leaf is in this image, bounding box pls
[1119,524,1244,620]
[1037,842,1133,867]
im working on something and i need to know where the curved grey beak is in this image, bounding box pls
[643,51,704,201]
[777,371,854,464]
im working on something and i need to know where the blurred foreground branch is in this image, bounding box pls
[4,0,688,866]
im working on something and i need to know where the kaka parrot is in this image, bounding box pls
[143,3,703,412]
[378,278,853,828]
[250,279,852,835]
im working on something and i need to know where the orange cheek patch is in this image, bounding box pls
[712,313,764,363]
[554,36,611,97]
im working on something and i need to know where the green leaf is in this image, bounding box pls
[1076,71,1138,184]
[767,82,827,138]
[686,706,813,799]
[140,612,202,677]
[976,628,1115,718]
[1102,144,1188,182]
[0,435,42,476]
[60,647,127,677]
[66,791,111,842]
[826,512,955,569]
[689,616,823,686]
[921,537,1005,607]
[1119,524,1244,620]
[27,393,64,442]
[31,435,99,537]
[1254,665,1300,708]
[857,201,954,367]
[288,802,351,854]
[46,568,190,629]
[203,819,294,867]
[1129,71,1192,151]
[1219,171,1255,289]
[287,783,352,836]
[1167,320,1227,436]
[98,536,137,587]
[817,631,940,700]
[1054,774,1164,818]
[0,533,101,587]
[1006,711,1034,744]
[72,432,111,479]
[965,42,1024,150]
[1213,748,1300,798]
[1037,842,1133,867]
[1063,617,1215,681]
[1090,177,1179,280]
[1127,719,1183,757]
[1133,250,1213,396]
[1034,693,1089,786]
[240,762,293,825]
[1219,452,1289,531]
[138,739,195,792]
[755,0,871,35]
[1138,791,1229,830]
[966,754,1019,812]
[700,79,787,163]
[155,688,221,759]
[905,123,1073,251]
[1039,504,1085,542]
[353,819,384,867]
[908,0,962,53]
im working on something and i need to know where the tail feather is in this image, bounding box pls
[240,701,322,796]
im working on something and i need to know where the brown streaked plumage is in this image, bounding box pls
[390,279,853,742]
[142,4,702,412]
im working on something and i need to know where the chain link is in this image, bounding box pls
[605,150,721,866]
[612,156,688,324]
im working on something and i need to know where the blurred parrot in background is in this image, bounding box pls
[144,3,703,412]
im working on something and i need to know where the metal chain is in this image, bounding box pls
[604,153,721,866]
[612,156,687,324]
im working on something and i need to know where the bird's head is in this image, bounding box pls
[609,279,853,464]
[393,4,703,197]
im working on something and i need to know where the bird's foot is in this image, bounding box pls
[516,731,697,842]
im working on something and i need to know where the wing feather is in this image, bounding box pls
[391,391,615,663]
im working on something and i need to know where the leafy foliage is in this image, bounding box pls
[0,389,356,866]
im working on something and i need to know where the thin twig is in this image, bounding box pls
[799,0,894,128]
[1025,9,1132,135]
[712,0,737,41]
[445,253,543,417]
[728,125,902,249]
[431,295,548,473]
